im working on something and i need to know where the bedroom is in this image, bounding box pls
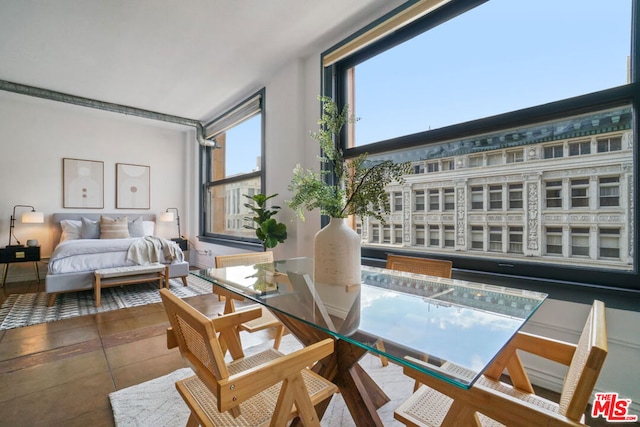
[1,0,639,424]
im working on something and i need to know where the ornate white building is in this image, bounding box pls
[360,107,634,271]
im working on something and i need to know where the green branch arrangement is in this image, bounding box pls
[243,193,287,251]
[287,96,411,222]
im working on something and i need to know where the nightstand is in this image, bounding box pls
[0,246,41,287]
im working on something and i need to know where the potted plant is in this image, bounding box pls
[243,193,288,252]
[287,96,411,286]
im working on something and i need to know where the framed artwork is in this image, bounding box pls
[63,158,104,208]
[116,163,150,209]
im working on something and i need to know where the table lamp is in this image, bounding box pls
[8,205,44,247]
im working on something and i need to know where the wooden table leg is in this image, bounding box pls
[273,311,390,427]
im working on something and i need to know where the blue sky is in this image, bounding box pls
[354,0,631,145]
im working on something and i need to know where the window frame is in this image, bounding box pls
[322,0,639,291]
[199,89,266,248]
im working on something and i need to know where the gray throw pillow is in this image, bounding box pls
[81,217,100,239]
[128,217,145,237]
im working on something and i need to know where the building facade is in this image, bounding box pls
[360,107,634,272]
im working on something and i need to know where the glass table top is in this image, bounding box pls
[191,257,547,388]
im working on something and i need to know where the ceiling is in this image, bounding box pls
[0,0,395,123]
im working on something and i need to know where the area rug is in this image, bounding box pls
[109,334,412,426]
[0,275,213,330]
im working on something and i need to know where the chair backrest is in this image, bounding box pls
[215,251,274,268]
[386,254,453,279]
[160,288,230,394]
[559,299,608,420]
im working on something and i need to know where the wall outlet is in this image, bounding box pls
[204,249,213,256]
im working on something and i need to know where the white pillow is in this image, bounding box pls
[143,221,155,236]
[60,219,82,242]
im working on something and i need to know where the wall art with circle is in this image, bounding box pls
[63,158,104,209]
[116,163,150,209]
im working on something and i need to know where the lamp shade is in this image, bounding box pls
[21,211,44,223]
[159,212,175,222]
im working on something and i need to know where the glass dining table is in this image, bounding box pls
[190,257,547,427]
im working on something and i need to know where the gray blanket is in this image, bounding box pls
[126,236,183,265]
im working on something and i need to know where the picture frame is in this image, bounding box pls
[63,158,104,209]
[116,163,150,209]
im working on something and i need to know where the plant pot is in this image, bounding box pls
[313,217,361,287]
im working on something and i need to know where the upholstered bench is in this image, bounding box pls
[94,263,166,307]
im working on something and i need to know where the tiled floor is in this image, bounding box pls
[0,278,630,426]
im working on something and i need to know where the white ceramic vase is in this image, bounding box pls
[313,217,361,287]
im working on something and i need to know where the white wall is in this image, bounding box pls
[0,90,193,281]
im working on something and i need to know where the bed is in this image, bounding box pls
[46,213,190,306]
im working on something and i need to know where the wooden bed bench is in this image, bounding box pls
[94,263,167,307]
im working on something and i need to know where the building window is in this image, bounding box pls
[383,224,391,244]
[372,224,381,243]
[545,180,563,208]
[487,153,502,166]
[508,227,523,253]
[599,177,620,207]
[443,188,455,211]
[569,140,591,156]
[471,226,484,250]
[468,155,483,168]
[414,163,425,174]
[444,225,455,248]
[394,225,403,244]
[414,190,425,211]
[546,227,563,255]
[426,161,439,173]
[429,225,440,247]
[508,184,523,209]
[506,150,524,163]
[203,89,264,240]
[489,185,502,210]
[471,187,483,210]
[571,179,590,208]
[393,192,403,212]
[544,144,564,159]
[442,159,455,171]
[571,227,590,257]
[597,136,622,153]
[599,228,620,259]
[489,226,502,252]
[415,224,425,245]
[428,189,439,211]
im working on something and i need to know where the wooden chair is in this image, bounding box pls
[215,252,287,350]
[394,300,608,427]
[376,254,453,366]
[160,288,338,427]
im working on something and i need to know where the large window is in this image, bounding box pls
[201,90,264,242]
[326,0,637,289]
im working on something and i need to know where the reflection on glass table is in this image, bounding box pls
[191,257,547,427]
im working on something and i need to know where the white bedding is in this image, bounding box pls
[48,237,184,275]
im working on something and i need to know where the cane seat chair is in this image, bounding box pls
[394,300,608,427]
[214,252,287,350]
[375,255,454,367]
[160,288,338,427]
